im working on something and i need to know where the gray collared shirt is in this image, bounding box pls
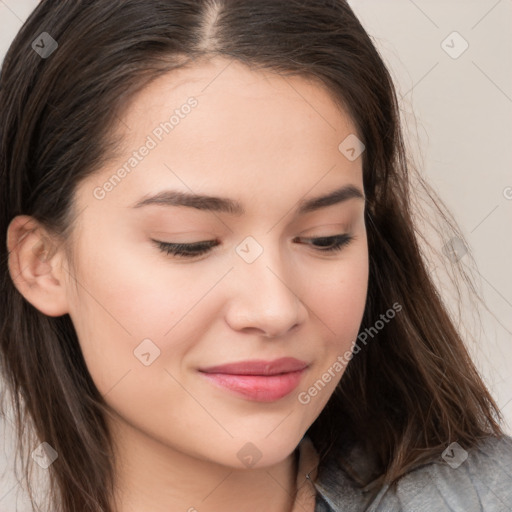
[310,434,512,511]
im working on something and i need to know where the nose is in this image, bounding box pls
[224,244,308,338]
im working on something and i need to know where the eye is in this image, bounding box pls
[299,233,354,253]
[152,239,219,258]
[152,233,354,259]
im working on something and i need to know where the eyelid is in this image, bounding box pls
[296,222,352,236]
[151,232,354,259]
[150,222,351,241]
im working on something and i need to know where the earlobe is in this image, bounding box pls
[6,215,70,317]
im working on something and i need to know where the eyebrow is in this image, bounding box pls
[131,184,365,216]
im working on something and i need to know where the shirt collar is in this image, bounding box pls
[294,434,387,511]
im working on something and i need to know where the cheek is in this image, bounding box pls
[310,245,369,344]
[65,233,184,393]
[298,245,369,406]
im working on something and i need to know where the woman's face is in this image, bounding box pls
[64,57,369,468]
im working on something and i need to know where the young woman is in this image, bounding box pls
[1,1,510,511]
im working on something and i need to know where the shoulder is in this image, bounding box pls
[313,435,512,512]
[381,435,512,512]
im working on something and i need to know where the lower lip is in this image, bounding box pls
[199,369,307,402]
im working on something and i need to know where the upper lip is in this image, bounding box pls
[198,357,308,376]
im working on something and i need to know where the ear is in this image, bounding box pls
[6,215,70,317]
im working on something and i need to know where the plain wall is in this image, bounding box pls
[1,0,511,509]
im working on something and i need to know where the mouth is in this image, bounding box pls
[198,369,308,402]
[197,357,309,402]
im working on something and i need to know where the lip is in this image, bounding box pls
[198,357,309,402]
[198,357,308,376]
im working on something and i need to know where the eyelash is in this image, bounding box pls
[152,234,354,259]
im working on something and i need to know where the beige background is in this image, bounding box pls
[1,0,511,509]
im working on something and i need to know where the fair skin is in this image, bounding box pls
[7,57,368,512]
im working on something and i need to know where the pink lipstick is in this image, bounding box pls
[198,357,308,402]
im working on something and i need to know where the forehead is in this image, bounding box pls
[123,57,351,121]
[77,57,363,215]
[115,56,358,153]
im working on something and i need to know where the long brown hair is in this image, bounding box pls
[0,1,505,510]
